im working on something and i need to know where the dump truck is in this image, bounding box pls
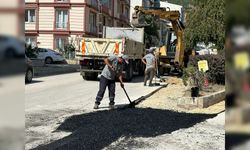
[75,37,145,81]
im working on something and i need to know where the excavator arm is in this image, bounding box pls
[132,6,185,66]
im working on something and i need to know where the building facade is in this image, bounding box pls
[25,0,130,51]
[0,0,24,37]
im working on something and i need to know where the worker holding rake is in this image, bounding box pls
[94,54,129,109]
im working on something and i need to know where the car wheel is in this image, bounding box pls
[45,57,53,64]
[82,73,97,80]
[25,69,33,83]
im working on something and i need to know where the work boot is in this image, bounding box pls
[109,104,115,110]
[93,103,99,109]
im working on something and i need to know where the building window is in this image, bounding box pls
[56,0,68,2]
[108,19,112,26]
[125,7,129,18]
[55,37,68,51]
[25,36,36,47]
[89,12,97,33]
[103,0,111,8]
[25,9,35,23]
[55,10,68,29]
[90,0,98,7]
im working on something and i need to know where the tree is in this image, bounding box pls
[25,44,38,58]
[184,0,225,50]
[144,15,159,48]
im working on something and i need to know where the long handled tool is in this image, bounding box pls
[154,57,160,86]
[122,87,136,108]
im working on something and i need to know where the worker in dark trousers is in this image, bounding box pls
[142,48,156,86]
[94,54,129,109]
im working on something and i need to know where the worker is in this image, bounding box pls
[142,47,156,86]
[94,54,129,109]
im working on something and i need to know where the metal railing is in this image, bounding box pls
[56,22,68,29]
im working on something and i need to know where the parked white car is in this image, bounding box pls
[36,48,65,64]
[195,42,218,55]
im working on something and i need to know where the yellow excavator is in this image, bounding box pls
[131,6,185,75]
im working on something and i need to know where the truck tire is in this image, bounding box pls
[125,61,133,81]
[138,61,145,76]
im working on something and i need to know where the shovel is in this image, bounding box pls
[122,86,136,108]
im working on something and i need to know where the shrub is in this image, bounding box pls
[64,44,75,59]
[188,53,225,84]
[25,44,38,58]
[182,65,205,90]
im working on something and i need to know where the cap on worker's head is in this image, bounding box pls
[146,48,150,52]
[118,54,129,64]
[149,47,156,52]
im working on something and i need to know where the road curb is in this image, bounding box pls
[177,90,225,109]
[34,65,79,77]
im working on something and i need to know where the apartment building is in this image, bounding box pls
[25,0,130,51]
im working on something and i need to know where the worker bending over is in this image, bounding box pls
[94,54,129,109]
[141,48,156,86]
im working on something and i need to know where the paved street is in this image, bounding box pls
[25,73,160,112]
[25,73,224,150]
[25,73,162,149]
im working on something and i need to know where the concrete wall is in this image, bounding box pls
[70,7,84,31]
[71,0,87,3]
[25,0,36,3]
[0,14,19,36]
[39,0,54,3]
[37,34,53,49]
[25,23,36,30]
[39,7,54,30]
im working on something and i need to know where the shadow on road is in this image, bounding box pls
[33,108,217,150]
[26,80,43,85]
[226,133,250,150]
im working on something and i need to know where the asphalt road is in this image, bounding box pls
[25,72,162,149]
[25,73,160,112]
[25,73,224,150]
